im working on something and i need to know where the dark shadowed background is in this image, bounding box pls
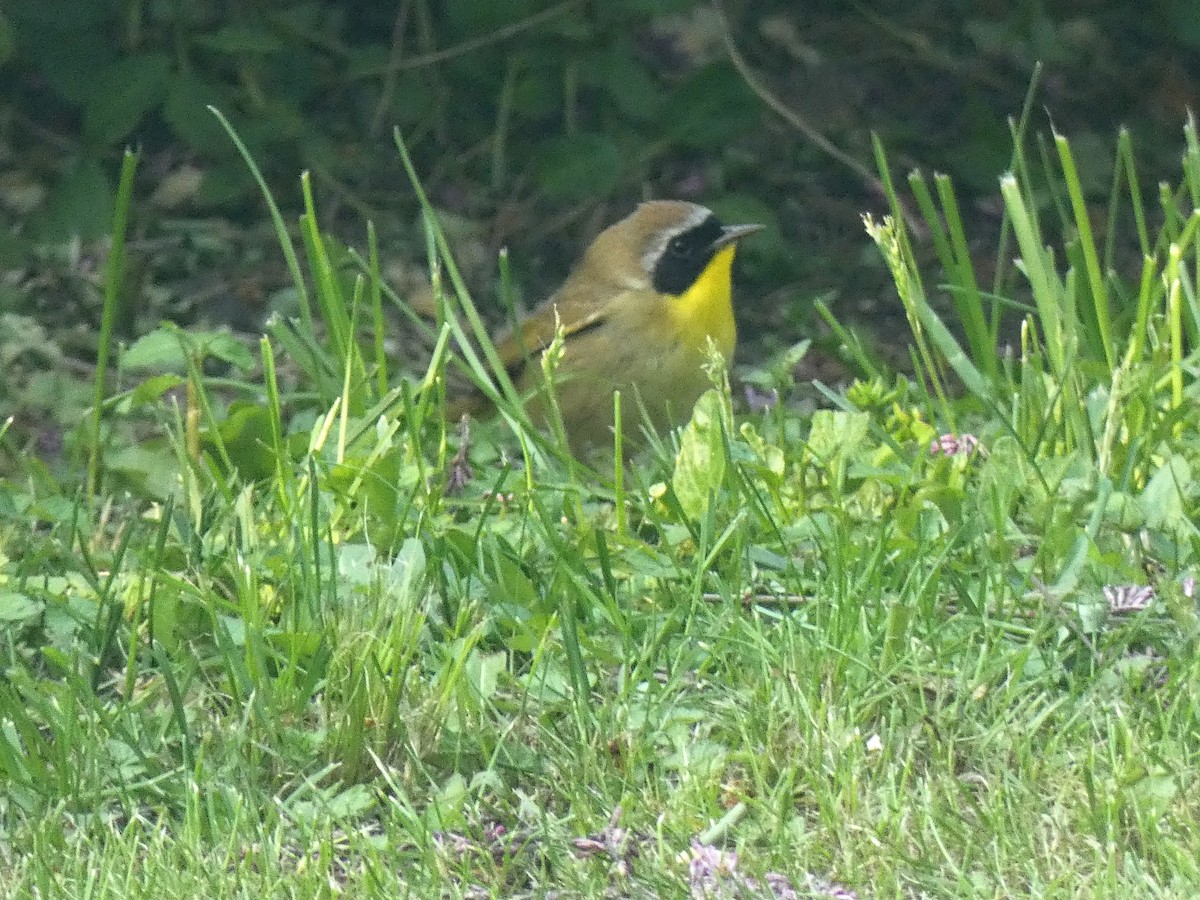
[3,0,1198,394]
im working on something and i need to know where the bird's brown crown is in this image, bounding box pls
[572,201,720,296]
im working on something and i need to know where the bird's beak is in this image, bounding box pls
[711,223,764,251]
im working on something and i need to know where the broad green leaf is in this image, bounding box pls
[203,333,257,369]
[468,650,507,700]
[123,329,186,371]
[83,53,173,145]
[806,409,870,465]
[672,389,727,519]
[212,402,276,482]
[1141,454,1190,534]
[127,374,186,408]
[163,74,231,155]
[338,543,377,587]
[1131,772,1177,817]
[423,773,467,831]
[23,18,115,106]
[660,63,759,150]
[0,593,41,622]
[31,158,114,243]
[387,538,427,605]
[532,133,622,200]
[195,26,284,54]
[587,44,663,120]
[0,10,15,66]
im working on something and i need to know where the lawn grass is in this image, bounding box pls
[2,119,1200,898]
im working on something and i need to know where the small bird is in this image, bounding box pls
[461,200,762,452]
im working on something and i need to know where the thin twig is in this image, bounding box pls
[714,2,921,231]
[702,592,810,607]
[366,0,583,74]
[857,8,1012,92]
[369,0,414,138]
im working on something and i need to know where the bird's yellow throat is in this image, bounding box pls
[666,243,738,358]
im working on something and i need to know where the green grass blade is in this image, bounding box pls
[1055,131,1114,370]
[208,106,313,331]
[88,147,139,498]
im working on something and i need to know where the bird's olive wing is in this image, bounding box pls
[492,293,611,380]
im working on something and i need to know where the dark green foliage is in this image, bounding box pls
[0,0,738,222]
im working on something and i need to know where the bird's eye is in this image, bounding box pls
[667,236,689,257]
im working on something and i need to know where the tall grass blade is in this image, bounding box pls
[1055,131,1114,370]
[89,148,139,498]
[209,107,313,331]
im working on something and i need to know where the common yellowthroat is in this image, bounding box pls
[461,200,762,452]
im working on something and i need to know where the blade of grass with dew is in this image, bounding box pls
[1036,133,1073,234]
[1171,210,1200,348]
[535,326,585,505]
[1158,180,1192,251]
[1007,117,1047,250]
[906,169,953,266]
